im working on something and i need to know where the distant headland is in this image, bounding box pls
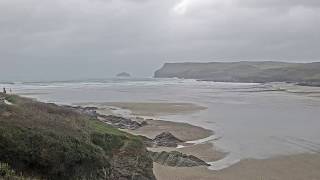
[154,61,320,86]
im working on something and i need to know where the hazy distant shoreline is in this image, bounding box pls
[154,61,320,86]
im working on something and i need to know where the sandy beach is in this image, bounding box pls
[88,102,207,117]
[82,102,213,141]
[125,119,213,141]
[154,153,320,180]
[79,101,320,180]
[86,101,225,161]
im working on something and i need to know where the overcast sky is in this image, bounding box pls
[0,0,319,81]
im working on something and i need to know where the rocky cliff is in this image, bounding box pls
[154,61,320,84]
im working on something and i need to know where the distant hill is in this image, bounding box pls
[154,61,320,85]
[116,72,131,77]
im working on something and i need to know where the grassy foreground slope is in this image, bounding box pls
[0,93,155,180]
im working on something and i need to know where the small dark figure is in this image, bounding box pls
[3,88,6,94]
[9,88,12,93]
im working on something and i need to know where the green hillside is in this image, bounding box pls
[0,93,155,180]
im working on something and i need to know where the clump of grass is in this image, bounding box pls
[0,126,111,179]
[88,119,126,136]
[4,95,18,104]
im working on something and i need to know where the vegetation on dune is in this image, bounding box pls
[0,162,39,180]
[0,162,21,179]
[0,93,155,180]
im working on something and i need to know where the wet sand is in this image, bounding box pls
[154,153,320,180]
[81,101,320,180]
[79,101,213,142]
[90,101,223,162]
[126,119,213,141]
[79,102,212,141]
[85,102,207,116]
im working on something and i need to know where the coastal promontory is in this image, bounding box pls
[154,61,320,85]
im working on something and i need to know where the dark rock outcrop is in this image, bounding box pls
[63,105,99,118]
[153,132,183,147]
[148,151,209,167]
[297,82,320,87]
[65,106,146,130]
[141,132,183,148]
[99,115,143,130]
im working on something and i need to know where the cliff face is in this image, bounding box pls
[0,94,155,180]
[154,61,320,84]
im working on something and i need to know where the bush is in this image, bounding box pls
[0,95,152,180]
[0,126,111,179]
[0,162,16,177]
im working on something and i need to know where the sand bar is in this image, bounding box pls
[154,153,320,180]
[79,102,207,117]
[80,101,320,180]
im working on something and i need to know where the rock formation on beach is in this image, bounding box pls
[154,61,320,85]
[60,105,212,170]
[153,132,184,147]
[99,114,144,130]
[116,72,131,77]
[148,151,209,167]
[65,106,146,130]
[141,131,184,148]
[64,105,99,118]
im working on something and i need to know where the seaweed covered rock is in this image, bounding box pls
[149,151,209,167]
[141,132,183,148]
[99,115,143,130]
[153,132,183,147]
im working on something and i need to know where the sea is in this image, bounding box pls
[2,78,320,170]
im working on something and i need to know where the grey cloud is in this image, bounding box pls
[0,0,319,81]
[237,0,320,8]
